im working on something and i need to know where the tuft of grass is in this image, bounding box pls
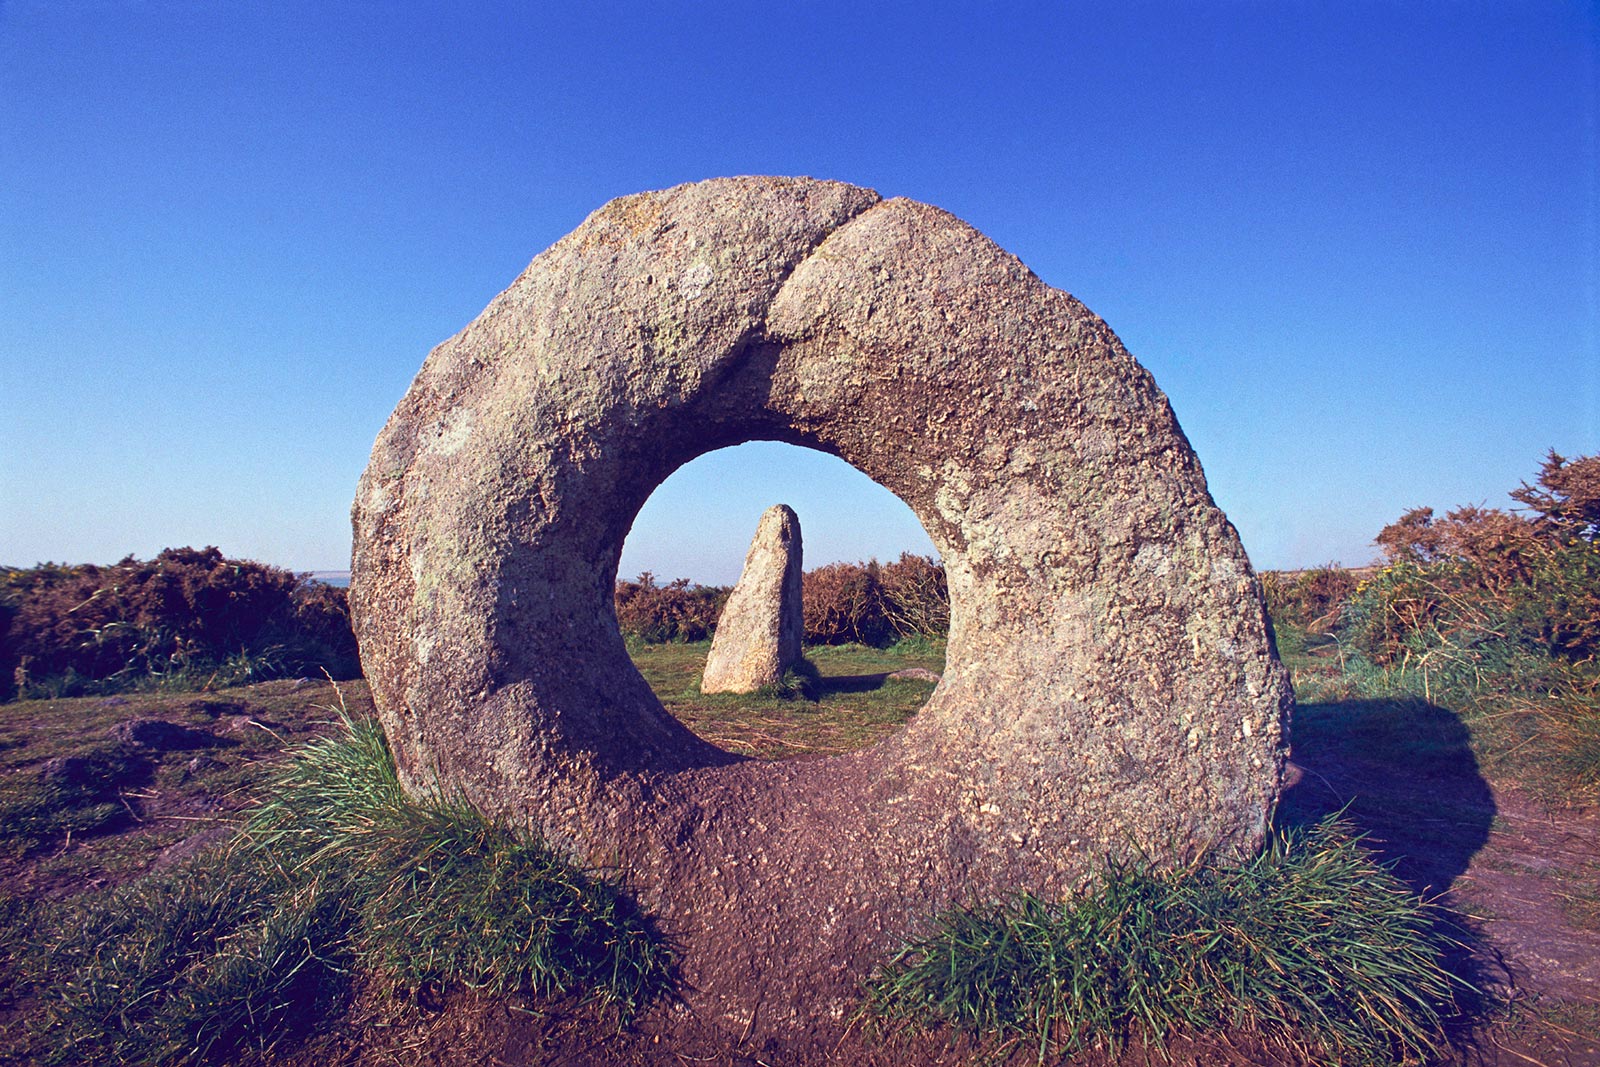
[15,842,354,1065]
[246,709,670,1012]
[8,697,672,1065]
[752,659,823,702]
[1526,691,1600,800]
[866,818,1473,1065]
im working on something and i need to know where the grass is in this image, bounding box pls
[866,818,1473,1065]
[2,693,672,1066]
[11,645,305,702]
[1553,859,1600,933]
[9,846,355,1065]
[1275,621,1600,807]
[0,632,1519,1064]
[0,680,360,892]
[1271,604,1600,1062]
[0,744,145,857]
[628,638,944,758]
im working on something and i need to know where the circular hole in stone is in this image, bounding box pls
[617,441,948,760]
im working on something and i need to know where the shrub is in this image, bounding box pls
[802,555,950,646]
[1511,449,1600,542]
[866,818,1471,1064]
[613,572,728,643]
[1261,565,1360,635]
[0,548,359,701]
[878,553,950,640]
[1348,451,1600,670]
[803,559,893,646]
[1314,451,1600,800]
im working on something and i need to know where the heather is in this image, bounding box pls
[1,547,359,701]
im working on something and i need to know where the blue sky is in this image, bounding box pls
[1,2,1595,584]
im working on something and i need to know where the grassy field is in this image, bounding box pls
[0,680,368,893]
[2,631,1598,1065]
[628,638,943,758]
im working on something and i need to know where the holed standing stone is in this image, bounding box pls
[701,504,804,694]
[349,176,1292,1038]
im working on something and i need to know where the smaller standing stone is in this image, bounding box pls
[701,505,804,694]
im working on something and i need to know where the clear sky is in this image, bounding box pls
[2,2,1595,585]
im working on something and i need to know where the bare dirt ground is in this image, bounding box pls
[1280,697,1600,1067]
[2,667,1598,1065]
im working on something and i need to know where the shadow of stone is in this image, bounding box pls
[812,672,890,696]
[1276,697,1496,895]
[1277,697,1506,1056]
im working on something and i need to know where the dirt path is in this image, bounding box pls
[1282,696,1600,1067]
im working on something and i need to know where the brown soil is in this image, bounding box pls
[1278,698,1600,1067]
[3,681,1598,1065]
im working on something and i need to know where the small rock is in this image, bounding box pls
[887,668,942,684]
[185,699,246,719]
[37,755,104,789]
[182,754,226,780]
[37,748,146,792]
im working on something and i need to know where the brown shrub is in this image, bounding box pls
[1351,450,1600,667]
[878,553,950,640]
[1375,505,1539,594]
[802,556,951,646]
[613,573,728,643]
[802,560,891,646]
[1512,450,1600,541]
[1,547,359,700]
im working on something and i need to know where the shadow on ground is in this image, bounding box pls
[1277,697,1509,1059]
[1277,697,1496,894]
[813,672,895,696]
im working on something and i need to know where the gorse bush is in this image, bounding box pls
[1259,451,1599,671]
[803,559,895,646]
[0,547,359,701]
[867,819,1471,1065]
[1261,450,1600,802]
[876,552,950,641]
[1261,565,1361,636]
[803,553,949,647]
[1348,451,1600,668]
[11,703,672,1065]
[613,572,728,643]
[616,553,950,647]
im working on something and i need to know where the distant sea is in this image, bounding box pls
[309,571,350,587]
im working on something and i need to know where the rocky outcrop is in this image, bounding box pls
[349,176,1292,1040]
[700,504,804,694]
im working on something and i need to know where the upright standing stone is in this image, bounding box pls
[701,504,804,693]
